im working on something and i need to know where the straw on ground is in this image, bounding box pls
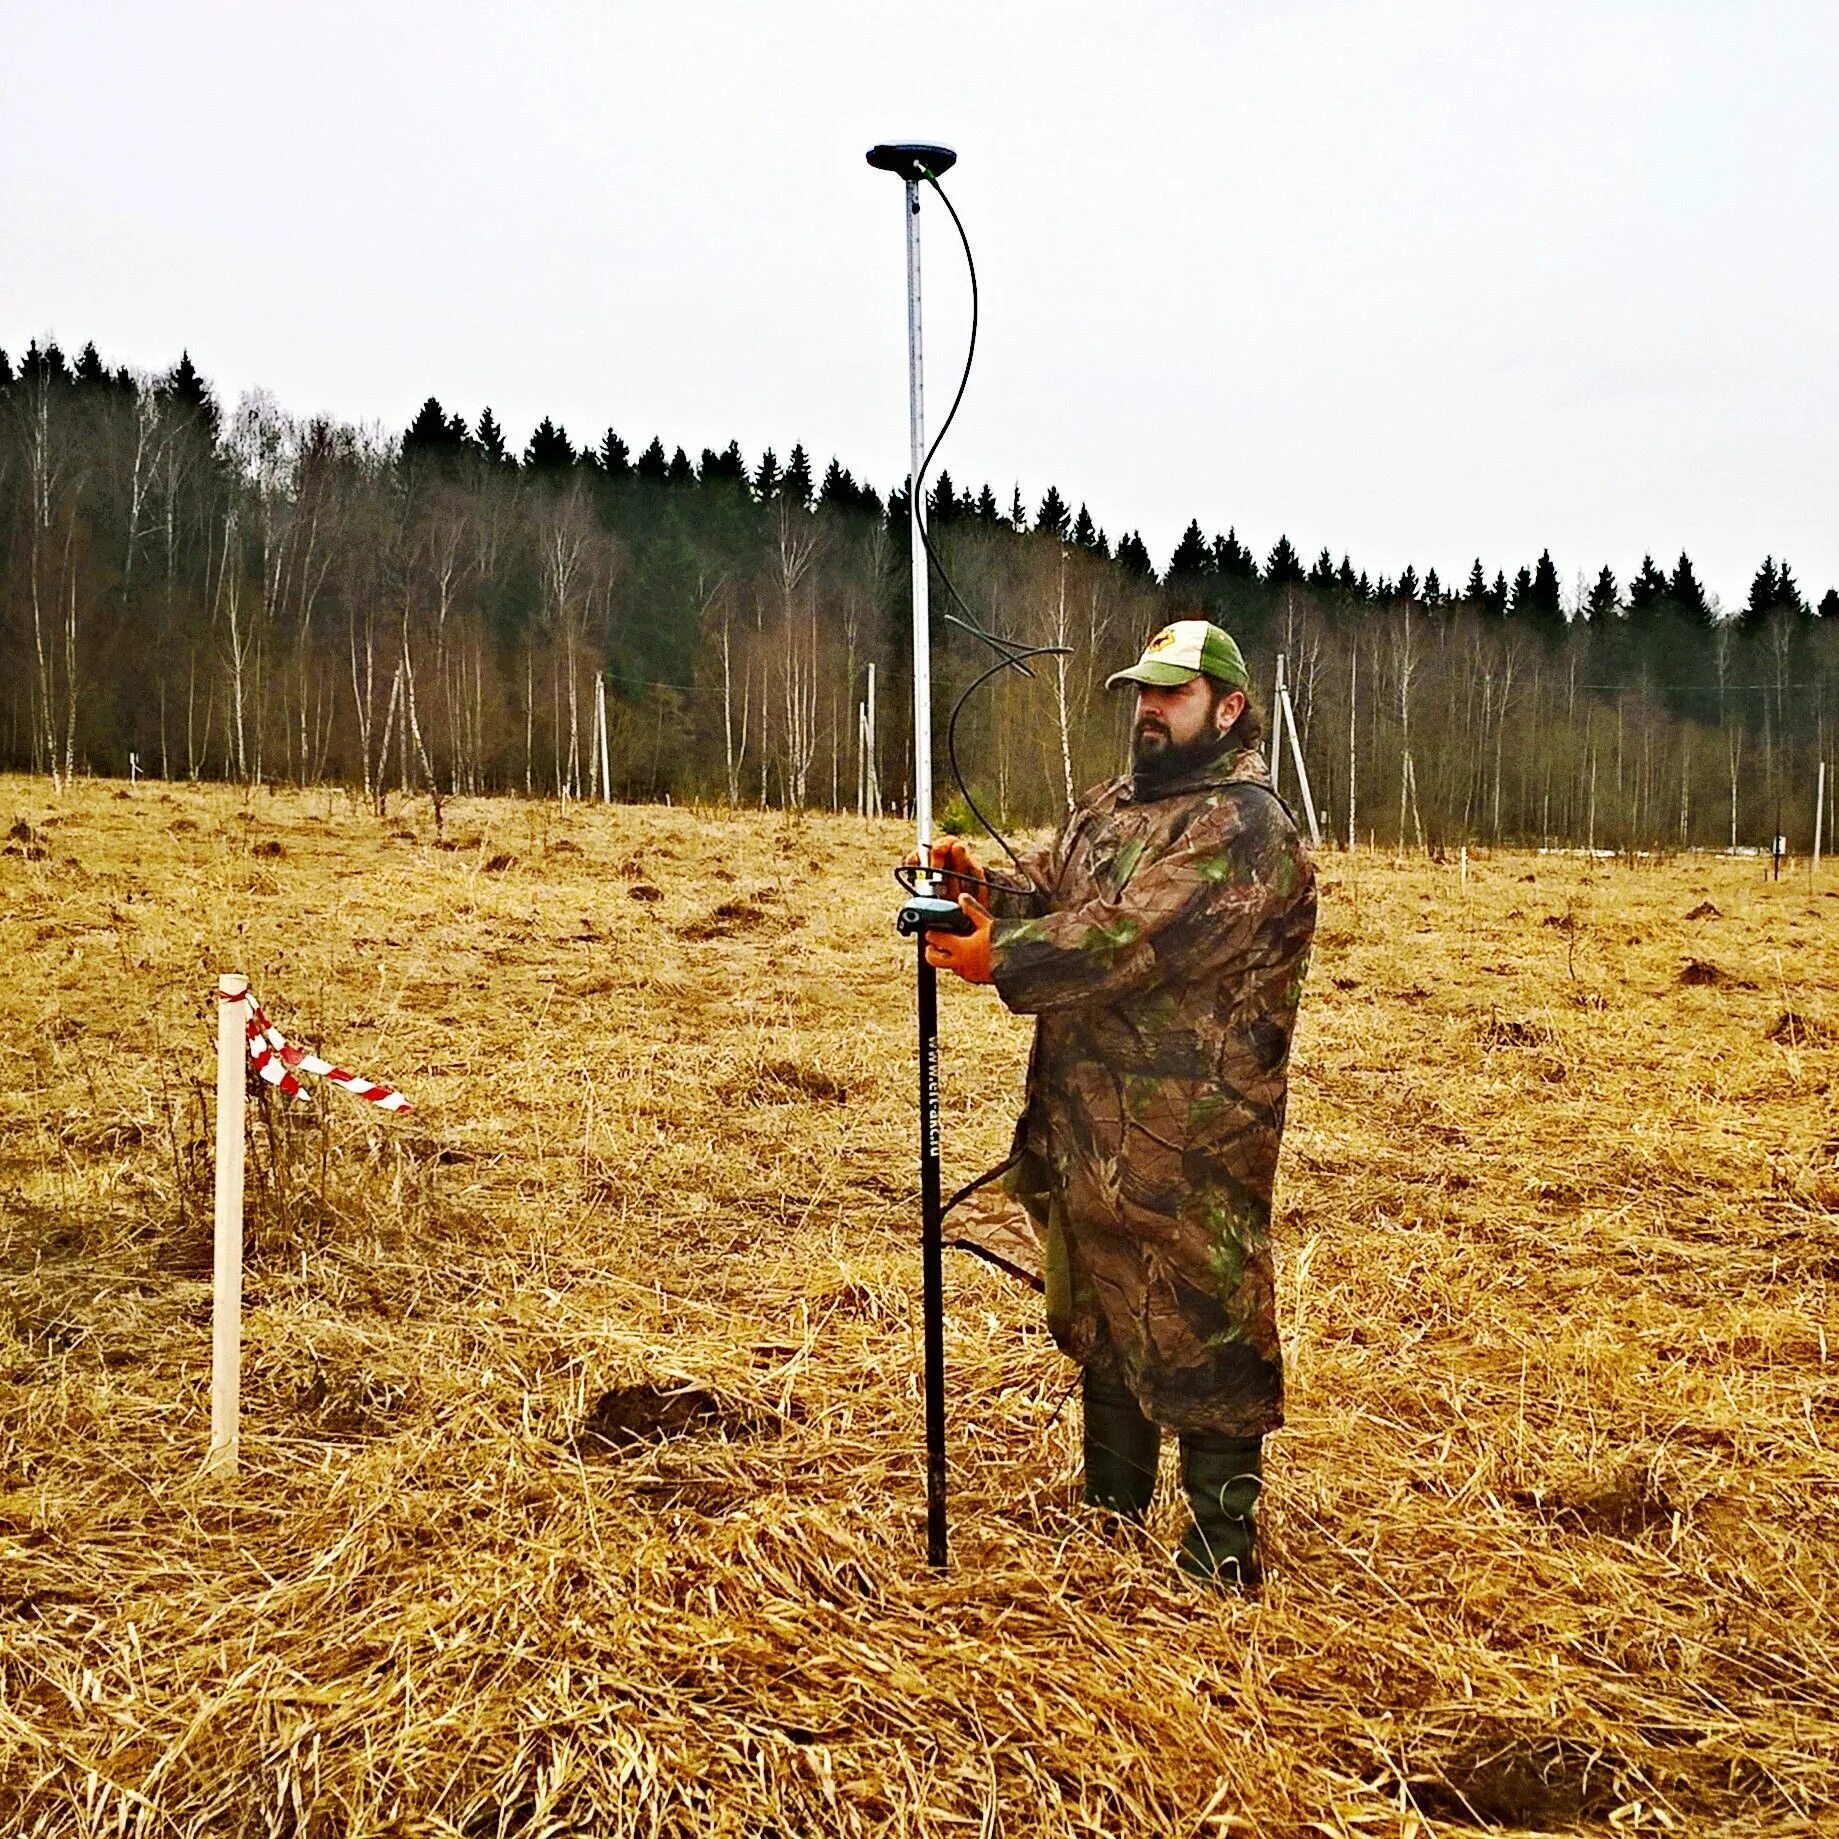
[1,778,1834,1836]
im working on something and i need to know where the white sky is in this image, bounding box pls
[5,0,1835,608]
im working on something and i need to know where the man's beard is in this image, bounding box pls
[1131,722,1231,787]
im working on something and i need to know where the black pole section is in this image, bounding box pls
[916,941,948,1567]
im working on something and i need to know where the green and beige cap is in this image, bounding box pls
[1105,619,1250,692]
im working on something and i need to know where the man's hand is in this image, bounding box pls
[902,836,984,904]
[924,894,994,984]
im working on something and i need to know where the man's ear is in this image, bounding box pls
[1216,689,1247,734]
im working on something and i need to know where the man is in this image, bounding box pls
[922,619,1316,1589]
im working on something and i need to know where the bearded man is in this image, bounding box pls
[922,619,1316,1588]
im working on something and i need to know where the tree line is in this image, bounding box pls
[3,334,1836,851]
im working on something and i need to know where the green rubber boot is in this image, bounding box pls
[1081,1365,1161,1519]
[1176,1432,1263,1589]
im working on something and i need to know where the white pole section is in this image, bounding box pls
[1815,761,1827,876]
[207,973,247,1476]
[1282,686,1323,846]
[596,676,612,801]
[1346,647,1358,853]
[868,661,880,818]
[903,182,932,869]
[1270,653,1287,798]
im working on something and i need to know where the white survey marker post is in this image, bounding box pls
[207,972,247,1475]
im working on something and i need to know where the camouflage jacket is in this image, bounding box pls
[960,745,1315,1437]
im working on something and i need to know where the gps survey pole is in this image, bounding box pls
[869,139,961,1569]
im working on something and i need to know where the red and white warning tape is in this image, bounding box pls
[218,987,412,1112]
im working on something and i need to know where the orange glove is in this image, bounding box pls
[923,895,994,984]
[902,836,983,904]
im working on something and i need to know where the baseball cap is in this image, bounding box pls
[1105,620,1250,692]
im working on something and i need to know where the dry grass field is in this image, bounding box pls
[2,774,1835,1838]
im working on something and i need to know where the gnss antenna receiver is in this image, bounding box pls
[868,138,961,1571]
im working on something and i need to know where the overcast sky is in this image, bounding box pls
[5,0,1834,608]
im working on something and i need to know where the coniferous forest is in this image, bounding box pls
[4,335,1837,851]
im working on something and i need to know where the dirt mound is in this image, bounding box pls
[1408,1732,1625,1829]
[677,893,796,941]
[726,1057,849,1105]
[1768,1009,1838,1048]
[1684,899,1722,919]
[1678,957,1755,988]
[1520,1465,1680,1539]
[579,1382,755,1452]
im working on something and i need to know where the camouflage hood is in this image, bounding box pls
[949,745,1316,1437]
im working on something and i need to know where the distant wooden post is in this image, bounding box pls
[1346,648,1357,853]
[1815,762,1826,877]
[866,663,880,818]
[595,676,612,802]
[1279,683,1321,846]
[1270,654,1287,798]
[206,974,247,1476]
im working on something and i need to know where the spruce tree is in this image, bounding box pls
[476,407,511,466]
[668,445,695,485]
[1464,558,1488,604]
[1337,557,1360,599]
[1167,519,1210,581]
[74,341,108,387]
[1215,530,1258,581]
[1265,535,1304,586]
[975,482,1000,523]
[1114,531,1155,579]
[818,457,854,511]
[782,443,814,507]
[927,467,957,524]
[752,447,780,499]
[1744,557,1780,630]
[1488,571,1509,617]
[1423,567,1442,605]
[23,339,70,386]
[634,437,668,482]
[1035,484,1071,541]
[1397,563,1420,603]
[1627,554,1667,613]
[524,417,576,473]
[1664,551,1710,627]
[1508,565,1534,616]
[403,396,454,462]
[162,350,219,438]
[1070,503,1098,549]
[1010,485,1027,531]
[1586,565,1620,622]
[704,440,747,486]
[1522,548,1565,639]
[0,348,13,388]
[1820,589,1839,621]
[1775,559,1806,616]
[1308,548,1336,592]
